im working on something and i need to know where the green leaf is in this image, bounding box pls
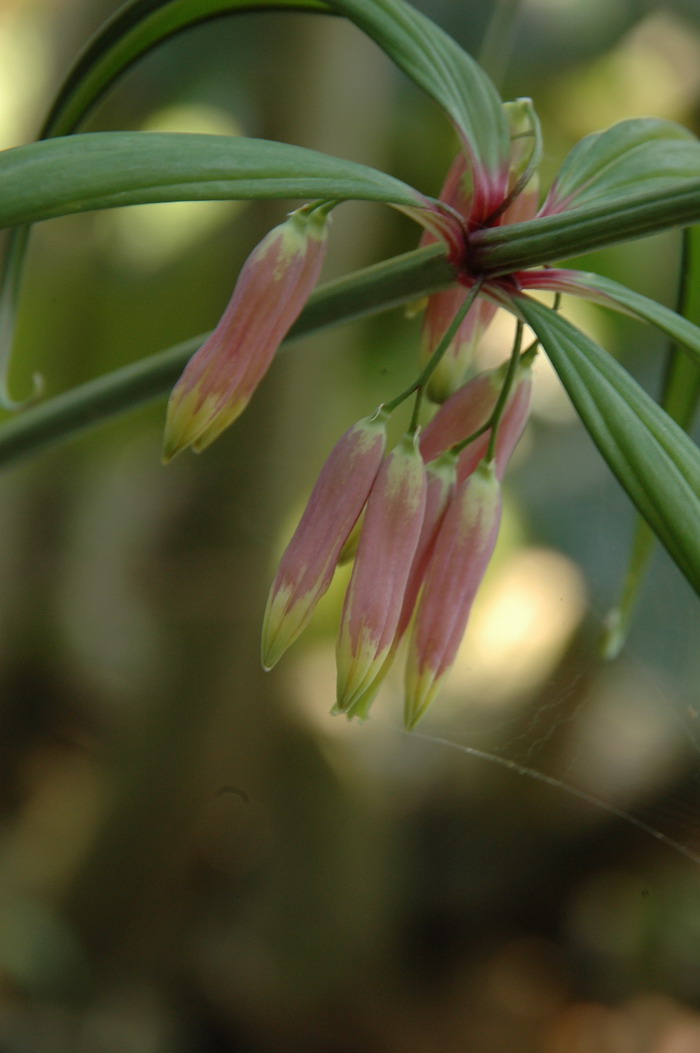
[43,0,332,137]
[45,0,509,179]
[526,269,700,369]
[526,247,700,654]
[541,118,700,215]
[0,132,425,229]
[515,295,700,596]
[600,228,700,657]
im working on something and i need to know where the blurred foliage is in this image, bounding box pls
[0,1,700,1051]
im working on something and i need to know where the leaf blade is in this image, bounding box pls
[0,132,425,228]
[540,118,700,216]
[515,296,700,596]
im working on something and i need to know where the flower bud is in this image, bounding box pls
[404,459,502,728]
[335,433,427,714]
[342,451,457,721]
[419,366,501,463]
[261,411,388,671]
[420,357,533,482]
[163,207,329,461]
[396,451,457,641]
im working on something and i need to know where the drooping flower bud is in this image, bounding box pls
[342,450,457,722]
[396,451,457,641]
[420,356,533,483]
[163,206,329,462]
[335,433,427,714]
[404,459,502,728]
[419,365,502,464]
[261,410,388,671]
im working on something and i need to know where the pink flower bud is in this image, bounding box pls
[419,365,501,464]
[404,459,502,728]
[163,207,329,461]
[419,358,533,482]
[335,433,427,714]
[261,411,388,671]
[396,451,457,641]
[342,451,457,721]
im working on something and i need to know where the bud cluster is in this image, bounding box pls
[261,359,532,727]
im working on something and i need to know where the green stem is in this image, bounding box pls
[0,245,456,472]
[451,334,533,459]
[486,320,523,461]
[384,279,484,416]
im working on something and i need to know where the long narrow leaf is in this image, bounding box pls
[0,132,426,229]
[504,243,700,653]
[658,226,700,432]
[43,0,331,138]
[515,296,700,596]
[44,0,509,183]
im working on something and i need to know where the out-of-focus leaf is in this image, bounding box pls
[0,132,426,229]
[515,296,700,597]
[45,0,510,184]
[328,0,509,190]
[540,118,700,216]
[43,0,332,137]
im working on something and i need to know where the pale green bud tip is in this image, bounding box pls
[404,673,444,730]
[504,98,536,138]
[287,205,331,244]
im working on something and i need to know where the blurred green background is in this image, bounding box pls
[1,1,700,1050]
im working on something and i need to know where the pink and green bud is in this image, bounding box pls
[335,433,427,714]
[404,459,502,729]
[419,358,533,483]
[343,451,457,722]
[261,410,388,671]
[419,365,503,462]
[162,207,329,462]
[396,451,457,641]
